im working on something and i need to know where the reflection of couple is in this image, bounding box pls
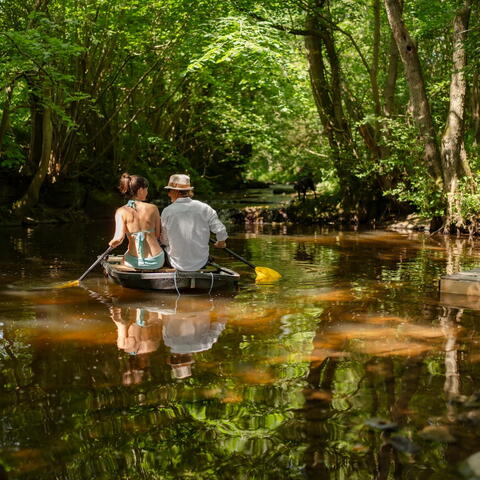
[110,301,225,384]
[164,310,225,379]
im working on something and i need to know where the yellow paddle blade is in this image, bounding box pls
[254,266,282,283]
[54,279,80,289]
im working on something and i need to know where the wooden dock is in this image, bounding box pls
[440,268,480,296]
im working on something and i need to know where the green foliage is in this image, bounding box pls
[451,180,480,222]
[0,0,478,222]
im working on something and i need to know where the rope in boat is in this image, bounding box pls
[208,272,214,296]
[173,270,180,296]
[173,270,214,295]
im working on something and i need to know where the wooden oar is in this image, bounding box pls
[210,239,281,282]
[56,246,114,288]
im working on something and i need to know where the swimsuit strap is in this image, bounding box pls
[124,202,155,260]
[128,230,154,260]
[133,231,146,260]
[136,308,146,327]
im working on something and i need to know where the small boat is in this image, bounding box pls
[102,255,240,292]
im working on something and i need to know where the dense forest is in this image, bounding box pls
[0,0,479,231]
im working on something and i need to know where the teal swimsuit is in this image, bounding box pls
[124,200,165,270]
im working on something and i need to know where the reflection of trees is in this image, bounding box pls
[296,286,480,479]
[4,231,480,478]
[293,242,314,262]
[303,357,338,478]
[440,307,462,413]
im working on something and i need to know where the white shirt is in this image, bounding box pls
[163,315,225,354]
[161,198,228,271]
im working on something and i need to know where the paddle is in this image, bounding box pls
[210,239,281,282]
[56,246,114,288]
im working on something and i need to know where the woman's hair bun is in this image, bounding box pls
[118,172,148,197]
[119,173,132,195]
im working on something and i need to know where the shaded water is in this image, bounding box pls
[2,223,480,479]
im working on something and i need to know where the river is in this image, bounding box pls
[1,222,480,479]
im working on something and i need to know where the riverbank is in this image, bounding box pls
[0,185,430,232]
[218,203,431,232]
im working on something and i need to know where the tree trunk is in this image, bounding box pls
[473,72,480,146]
[383,0,403,117]
[304,9,363,212]
[383,36,399,118]
[304,19,341,161]
[12,96,53,217]
[441,0,473,230]
[371,0,382,119]
[472,71,480,146]
[0,83,15,150]
[384,0,443,185]
[24,84,45,176]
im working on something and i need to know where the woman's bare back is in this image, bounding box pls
[121,201,161,258]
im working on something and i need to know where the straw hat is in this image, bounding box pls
[164,174,194,191]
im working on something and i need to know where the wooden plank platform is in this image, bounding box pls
[439,268,480,296]
[439,292,480,310]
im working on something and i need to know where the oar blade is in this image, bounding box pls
[255,266,282,283]
[54,279,80,289]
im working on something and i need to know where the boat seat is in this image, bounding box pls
[108,260,220,274]
[110,264,137,272]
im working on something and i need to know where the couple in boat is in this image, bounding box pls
[108,173,228,272]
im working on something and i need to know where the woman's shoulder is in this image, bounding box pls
[140,202,160,216]
[144,201,160,211]
[115,205,129,215]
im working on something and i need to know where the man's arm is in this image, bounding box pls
[208,208,228,247]
[160,211,169,247]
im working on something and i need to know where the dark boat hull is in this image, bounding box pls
[102,256,240,292]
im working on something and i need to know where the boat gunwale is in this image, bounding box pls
[101,258,240,281]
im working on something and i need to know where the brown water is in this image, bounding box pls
[2,223,480,479]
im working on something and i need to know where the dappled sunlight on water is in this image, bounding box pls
[4,225,480,478]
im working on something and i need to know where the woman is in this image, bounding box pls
[109,173,165,269]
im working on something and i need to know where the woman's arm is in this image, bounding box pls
[109,209,126,248]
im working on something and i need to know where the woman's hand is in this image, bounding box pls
[109,238,123,248]
[214,240,226,248]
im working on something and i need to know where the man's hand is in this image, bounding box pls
[214,240,226,248]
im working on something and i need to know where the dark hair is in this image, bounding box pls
[177,190,193,198]
[118,173,149,198]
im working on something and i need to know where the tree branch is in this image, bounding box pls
[234,5,371,75]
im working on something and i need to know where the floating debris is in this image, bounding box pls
[465,392,480,408]
[388,435,420,454]
[458,410,480,424]
[460,451,480,478]
[418,425,456,443]
[305,390,333,402]
[448,393,469,405]
[364,418,398,432]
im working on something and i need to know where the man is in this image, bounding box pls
[161,174,227,271]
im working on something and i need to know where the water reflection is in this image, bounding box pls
[110,306,162,385]
[108,294,226,383]
[4,225,480,478]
